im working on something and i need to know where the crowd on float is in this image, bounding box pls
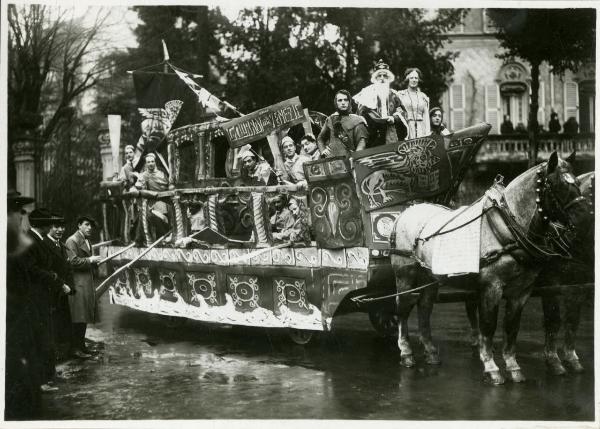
[6,193,102,419]
[115,61,451,245]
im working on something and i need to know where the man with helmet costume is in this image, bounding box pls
[317,89,369,158]
[353,60,409,146]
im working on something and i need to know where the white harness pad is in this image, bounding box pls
[407,199,484,275]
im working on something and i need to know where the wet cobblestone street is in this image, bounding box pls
[41,293,595,421]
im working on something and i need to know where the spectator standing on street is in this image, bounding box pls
[44,213,75,361]
[25,208,73,392]
[65,215,102,358]
[5,189,42,419]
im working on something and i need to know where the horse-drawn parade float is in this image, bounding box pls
[96,48,594,383]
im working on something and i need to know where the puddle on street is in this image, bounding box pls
[41,295,594,420]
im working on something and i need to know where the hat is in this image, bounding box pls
[281,136,295,147]
[7,188,34,211]
[76,215,98,227]
[370,59,395,84]
[29,208,55,227]
[145,152,157,161]
[236,144,256,161]
[49,212,65,225]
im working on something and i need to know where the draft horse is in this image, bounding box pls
[389,151,588,384]
[465,170,594,376]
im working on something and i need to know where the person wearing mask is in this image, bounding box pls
[317,89,369,157]
[65,216,102,358]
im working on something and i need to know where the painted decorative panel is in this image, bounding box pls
[305,157,364,248]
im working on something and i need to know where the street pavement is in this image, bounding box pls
[42,292,594,420]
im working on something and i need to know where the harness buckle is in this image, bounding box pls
[494,174,504,185]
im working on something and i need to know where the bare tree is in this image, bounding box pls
[8,5,111,141]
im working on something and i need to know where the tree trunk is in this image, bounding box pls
[527,61,540,167]
[196,6,210,80]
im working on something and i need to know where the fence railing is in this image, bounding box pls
[476,133,595,163]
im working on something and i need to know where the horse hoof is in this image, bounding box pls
[546,359,567,376]
[425,352,441,365]
[564,359,584,373]
[484,371,505,386]
[507,369,526,383]
[400,355,416,368]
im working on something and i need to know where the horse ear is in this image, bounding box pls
[546,151,559,174]
[565,150,577,165]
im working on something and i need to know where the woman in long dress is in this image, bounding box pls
[396,68,430,139]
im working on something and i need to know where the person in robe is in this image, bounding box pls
[317,90,369,157]
[396,67,431,139]
[353,60,408,146]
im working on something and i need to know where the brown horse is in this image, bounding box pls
[390,152,587,384]
[539,171,595,374]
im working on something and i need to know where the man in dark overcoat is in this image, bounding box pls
[24,208,73,391]
[44,213,75,360]
[5,189,42,419]
[65,215,102,356]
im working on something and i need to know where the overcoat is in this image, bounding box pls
[23,230,64,381]
[65,230,96,323]
[44,236,74,345]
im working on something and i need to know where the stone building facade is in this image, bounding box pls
[439,9,595,135]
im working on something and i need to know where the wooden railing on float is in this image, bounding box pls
[99,181,305,248]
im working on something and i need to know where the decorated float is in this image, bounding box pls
[97,48,491,343]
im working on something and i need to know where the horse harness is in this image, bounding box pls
[389,169,586,269]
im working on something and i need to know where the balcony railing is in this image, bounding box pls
[476,133,595,163]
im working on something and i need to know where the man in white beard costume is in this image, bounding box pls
[353,60,408,147]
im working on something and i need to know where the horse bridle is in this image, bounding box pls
[533,166,588,258]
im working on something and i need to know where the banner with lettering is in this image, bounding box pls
[221,97,305,148]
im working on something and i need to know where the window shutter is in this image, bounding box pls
[450,84,465,130]
[485,84,500,133]
[564,81,579,122]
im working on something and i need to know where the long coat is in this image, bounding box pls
[5,255,42,419]
[44,236,74,346]
[65,231,96,323]
[23,230,65,382]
